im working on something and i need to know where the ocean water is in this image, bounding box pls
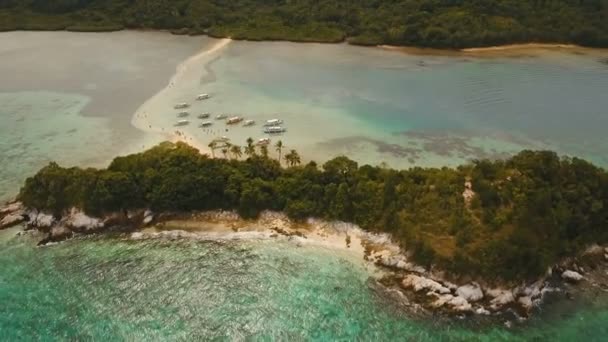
[1,228,608,341]
[1,32,608,340]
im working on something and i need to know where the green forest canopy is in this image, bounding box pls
[18,142,608,282]
[0,0,607,48]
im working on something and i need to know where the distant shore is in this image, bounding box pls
[379,42,608,57]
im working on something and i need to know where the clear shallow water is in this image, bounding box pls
[176,42,608,168]
[1,228,608,341]
[0,31,212,201]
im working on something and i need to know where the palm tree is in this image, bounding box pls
[245,137,256,157]
[221,147,229,159]
[230,145,242,160]
[260,144,269,158]
[284,149,301,167]
[275,140,283,164]
[208,141,217,158]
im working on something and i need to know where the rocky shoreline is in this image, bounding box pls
[2,200,607,320]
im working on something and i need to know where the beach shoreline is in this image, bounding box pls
[131,37,232,156]
[379,42,608,57]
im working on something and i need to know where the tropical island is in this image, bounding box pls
[2,139,607,280]
[1,0,607,49]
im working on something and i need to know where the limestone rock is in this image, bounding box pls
[431,294,454,308]
[402,274,451,294]
[456,283,484,302]
[475,307,491,315]
[518,296,533,310]
[29,211,55,228]
[131,232,144,240]
[487,289,515,309]
[50,226,73,241]
[562,270,584,282]
[66,209,104,231]
[1,213,24,229]
[143,210,154,225]
[446,296,472,312]
[0,202,23,216]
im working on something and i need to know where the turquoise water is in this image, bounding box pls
[1,228,608,340]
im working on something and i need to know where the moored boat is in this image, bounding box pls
[257,138,271,145]
[198,113,211,119]
[244,120,255,126]
[174,103,189,109]
[175,120,190,126]
[196,93,210,100]
[264,126,286,134]
[227,116,244,125]
[177,111,190,117]
[264,119,283,126]
[215,114,228,120]
[199,121,213,127]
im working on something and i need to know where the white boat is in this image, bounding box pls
[264,126,286,134]
[174,103,189,109]
[177,111,190,117]
[196,93,210,101]
[215,114,228,120]
[199,121,213,127]
[244,120,255,126]
[257,138,271,145]
[198,113,211,119]
[264,119,283,126]
[226,116,244,125]
[175,120,190,126]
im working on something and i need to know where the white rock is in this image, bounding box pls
[604,247,608,254]
[521,282,543,299]
[66,209,104,231]
[456,283,484,302]
[1,202,23,215]
[487,289,515,309]
[604,254,608,261]
[50,226,72,240]
[518,296,533,310]
[475,307,491,315]
[131,232,144,240]
[32,212,55,228]
[562,270,584,282]
[1,213,24,228]
[402,274,451,294]
[446,296,472,312]
[431,294,453,308]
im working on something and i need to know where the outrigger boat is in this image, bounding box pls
[199,121,213,127]
[264,126,286,134]
[264,119,283,126]
[177,111,190,118]
[257,138,271,145]
[243,120,255,126]
[196,93,211,100]
[198,113,211,119]
[174,103,189,109]
[215,114,228,120]
[175,120,190,126]
[226,116,244,125]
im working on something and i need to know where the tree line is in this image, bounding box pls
[1,0,607,48]
[18,141,608,282]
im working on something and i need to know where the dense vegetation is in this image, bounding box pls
[0,1,607,48]
[19,142,608,281]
